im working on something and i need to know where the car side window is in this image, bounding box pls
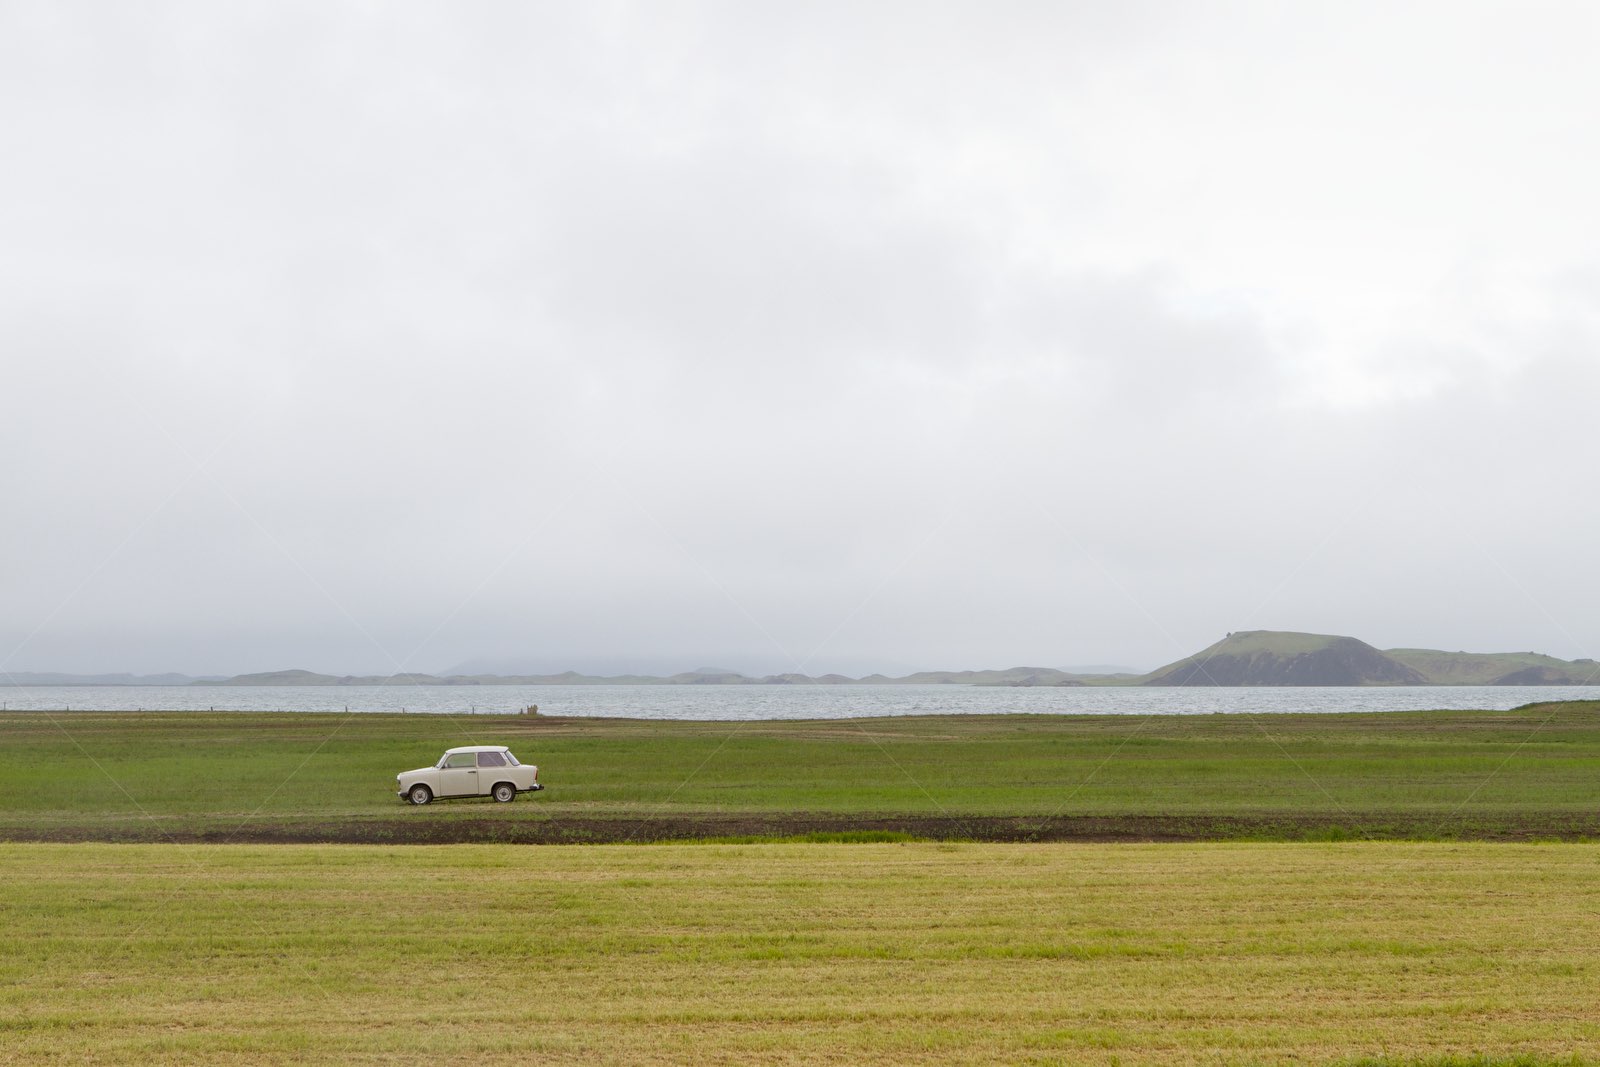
[444,752,476,769]
[477,750,507,768]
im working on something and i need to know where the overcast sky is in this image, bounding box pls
[4,1,1598,677]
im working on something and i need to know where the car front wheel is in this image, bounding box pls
[491,783,516,803]
[408,784,433,806]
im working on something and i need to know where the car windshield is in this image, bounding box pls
[504,751,520,766]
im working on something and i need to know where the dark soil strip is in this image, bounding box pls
[8,812,1600,844]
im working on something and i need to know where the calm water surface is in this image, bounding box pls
[1,684,1592,719]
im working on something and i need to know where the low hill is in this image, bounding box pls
[213,669,345,686]
[1385,649,1600,686]
[1145,631,1427,687]
[898,667,1078,685]
[4,672,220,686]
[211,670,460,686]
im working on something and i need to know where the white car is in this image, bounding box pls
[396,746,544,805]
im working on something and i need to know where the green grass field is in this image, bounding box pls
[4,704,1600,840]
[6,707,1600,1063]
[4,841,1598,1065]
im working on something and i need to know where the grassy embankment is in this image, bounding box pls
[4,703,1600,841]
[3,841,1598,1065]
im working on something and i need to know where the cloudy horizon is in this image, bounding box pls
[5,2,1599,679]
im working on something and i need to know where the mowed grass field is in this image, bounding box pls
[3,704,1600,840]
[6,708,1600,1064]
[4,841,1599,1065]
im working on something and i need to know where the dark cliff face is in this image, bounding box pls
[1145,637,1428,687]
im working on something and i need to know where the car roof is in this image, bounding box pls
[442,745,511,754]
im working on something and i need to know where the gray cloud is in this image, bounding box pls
[4,1,1598,676]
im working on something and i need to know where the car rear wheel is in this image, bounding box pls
[491,782,516,803]
[408,784,433,806]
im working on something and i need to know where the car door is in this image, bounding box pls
[436,751,479,797]
[474,749,508,794]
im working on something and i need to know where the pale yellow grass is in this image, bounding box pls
[2,842,1598,1065]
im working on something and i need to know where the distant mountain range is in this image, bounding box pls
[7,632,1597,688]
[197,666,1146,687]
[0,671,228,686]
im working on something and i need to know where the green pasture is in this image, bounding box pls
[3,704,1600,836]
[3,841,1598,1064]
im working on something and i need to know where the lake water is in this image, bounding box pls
[0,684,1593,719]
